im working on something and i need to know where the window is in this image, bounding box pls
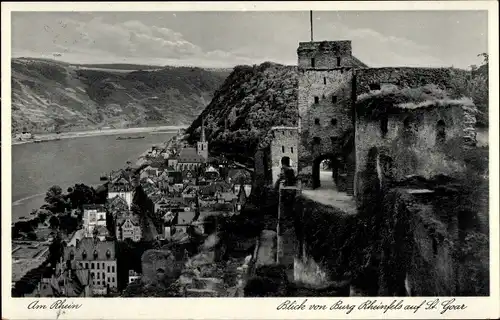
[323,77,327,85]
[311,58,315,67]
[313,137,321,145]
[108,277,110,283]
[97,263,100,270]
[290,147,294,153]
[432,237,438,256]
[85,263,89,269]
[106,250,111,259]
[93,250,98,260]
[82,251,87,260]
[102,263,105,269]
[91,263,95,269]
[112,277,115,283]
[91,272,95,279]
[97,272,100,279]
[336,57,341,66]
[369,83,381,91]
[314,96,319,104]
[380,116,388,136]
[282,146,285,153]
[332,96,337,103]
[69,251,74,260]
[112,266,115,273]
[436,120,446,145]
[79,262,83,268]
[314,118,320,125]
[330,119,338,126]
[97,281,100,285]
[102,272,105,279]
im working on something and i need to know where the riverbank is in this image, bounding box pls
[12,125,186,146]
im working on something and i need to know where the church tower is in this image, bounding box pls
[197,118,209,160]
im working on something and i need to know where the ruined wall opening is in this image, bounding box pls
[311,153,339,190]
[380,116,388,137]
[436,120,446,145]
[458,210,478,241]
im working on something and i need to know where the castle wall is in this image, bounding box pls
[355,67,455,95]
[355,105,476,197]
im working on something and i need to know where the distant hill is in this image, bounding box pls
[11,58,231,133]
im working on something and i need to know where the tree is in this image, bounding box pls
[44,185,67,213]
[67,184,96,209]
[37,211,49,224]
[49,216,60,230]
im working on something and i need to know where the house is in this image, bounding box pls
[108,176,134,209]
[140,160,168,179]
[107,196,129,225]
[227,168,252,185]
[116,213,142,242]
[175,210,197,234]
[129,270,141,284]
[94,225,110,241]
[63,238,117,296]
[204,165,220,181]
[29,269,94,297]
[82,204,107,238]
[199,181,232,198]
[182,186,198,201]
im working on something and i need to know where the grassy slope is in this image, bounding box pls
[11,58,230,133]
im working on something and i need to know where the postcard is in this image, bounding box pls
[1,1,499,319]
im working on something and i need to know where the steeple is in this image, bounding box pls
[197,117,209,161]
[201,118,206,142]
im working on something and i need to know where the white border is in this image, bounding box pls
[2,2,499,320]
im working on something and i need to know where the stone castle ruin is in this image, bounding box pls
[256,39,477,198]
[252,38,484,296]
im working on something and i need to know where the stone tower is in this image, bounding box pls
[197,118,209,160]
[296,40,356,190]
[269,126,299,186]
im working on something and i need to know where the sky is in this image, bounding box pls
[11,11,488,69]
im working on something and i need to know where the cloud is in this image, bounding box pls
[12,14,254,67]
[339,26,448,67]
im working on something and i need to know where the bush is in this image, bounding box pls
[244,276,281,297]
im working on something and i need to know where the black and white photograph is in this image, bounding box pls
[1,2,498,319]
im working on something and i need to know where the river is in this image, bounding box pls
[11,131,176,221]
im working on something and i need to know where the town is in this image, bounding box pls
[12,122,256,297]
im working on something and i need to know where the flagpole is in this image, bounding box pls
[310,10,313,42]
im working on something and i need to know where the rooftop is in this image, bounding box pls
[178,147,205,163]
[64,238,116,261]
[82,204,106,211]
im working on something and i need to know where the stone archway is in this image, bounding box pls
[311,153,340,189]
[281,156,291,167]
